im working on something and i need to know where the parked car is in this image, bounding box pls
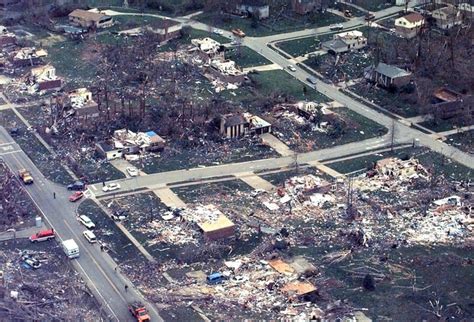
[344,10,352,18]
[29,229,55,243]
[102,183,120,192]
[111,211,128,221]
[67,181,86,191]
[69,191,84,202]
[83,230,97,243]
[207,272,225,285]
[126,167,139,177]
[329,23,344,31]
[287,65,297,72]
[365,13,375,21]
[213,28,223,35]
[78,215,95,229]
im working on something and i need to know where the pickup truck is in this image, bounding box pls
[18,169,33,184]
[129,302,150,322]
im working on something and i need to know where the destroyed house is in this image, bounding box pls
[96,142,122,161]
[68,88,99,119]
[364,63,412,89]
[432,6,462,29]
[395,12,424,38]
[430,87,474,119]
[30,65,62,91]
[292,0,321,15]
[191,38,225,59]
[281,281,317,301]
[235,0,270,19]
[68,9,114,29]
[12,48,47,67]
[185,205,235,240]
[0,28,15,47]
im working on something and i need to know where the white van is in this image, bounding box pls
[63,239,80,259]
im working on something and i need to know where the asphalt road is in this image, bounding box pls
[90,135,393,197]
[0,127,161,322]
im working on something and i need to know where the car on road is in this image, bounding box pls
[102,183,121,192]
[126,167,139,177]
[329,23,344,31]
[67,181,86,191]
[306,76,317,85]
[287,65,297,72]
[213,28,223,35]
[18,169,33,184]
[69,191,84,202]
[343,10,352,18]
[83,230,97,243]
[365,13,375,21]
[78,215,95,229]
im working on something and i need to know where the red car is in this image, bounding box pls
[69,191,84,202]
[29,229,55,243]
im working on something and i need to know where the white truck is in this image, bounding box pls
[62,239,80,259]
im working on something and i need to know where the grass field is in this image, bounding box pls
[226,46,271,68]
[446,130,474,155]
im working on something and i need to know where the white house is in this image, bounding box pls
[236,1,270,19]
[322,30,367,54]
[432,6,462,29]
[395,12,424,38]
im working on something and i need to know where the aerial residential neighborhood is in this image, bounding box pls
[0,0,472,321]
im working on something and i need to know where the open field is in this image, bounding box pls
[226,46,271,68]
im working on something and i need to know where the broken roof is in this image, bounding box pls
[433,87,462,102]
[375,63,411,79]
[225,114,247,127]
[197,214,235,233]
[69,9,110,22]
[281,281,317,297]
[268,259,295,275]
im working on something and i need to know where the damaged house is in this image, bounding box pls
[182,205,235,241]
[432,6,462,29]
[11,47,47,67]
[68,9,114,29]
[28,64,62,92]
[96,129,165,161]
[395,12,424,38]
[220,113,272,138]
[364,62,412,89]
[235,0,270,19]
[67,88,99,119]
[430,87,474,119]
[322,31,367,54]
[0,26,16,47]
[191,37,225,60]
[291,0,321,15]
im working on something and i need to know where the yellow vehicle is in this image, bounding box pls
[18,169,33,184]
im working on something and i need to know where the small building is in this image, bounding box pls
[220,114,247,138]
[431,87,474,119]
[193,206,235,240]
[322,30,367,54]
[96,142,122,161]
[68,9,114,29]
[30,65,62,91]
[0,26,16,47]
[68,88,99,119]
[364,63,412,89]
[220,113,272,138]
[291,0,320,15]
[395,12,424,38]
[145,20,182,42]
[432,6,462,29]
[236,1,269,19]
[144,131,166,152]
[209,59,246,84]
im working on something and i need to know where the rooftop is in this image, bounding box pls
[69,9,110,22]
[375,63,411,79]
[401,12,424,23]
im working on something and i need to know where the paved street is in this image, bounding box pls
[0,127,161,322]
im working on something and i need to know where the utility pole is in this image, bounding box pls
[390,119,396,152]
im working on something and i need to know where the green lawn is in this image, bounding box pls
[418,119,457,133]
[226,46,271,68]
[327,146,473,180]
[446,130,474,155]
[276,36,322,57]
[196,11,345,37]
[352,0,392,12]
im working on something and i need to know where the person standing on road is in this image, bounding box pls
[53,192,56,199]
[125,284,128,292]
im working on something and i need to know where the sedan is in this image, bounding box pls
[69,191,84,202]
[126,167,139,177]
[83,230,97,243]
[329,23,344,31]
[213,28,223,35]
[288,65,297,72]
[78,215,95,229]
[102,183,121,192]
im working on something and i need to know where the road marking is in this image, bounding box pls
[0,141,15,147]
[63,220,127,305]
[0,149,21,156]
[10,169,119,321]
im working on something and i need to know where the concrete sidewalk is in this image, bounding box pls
[235,172,275,191]
[306,160,345,179]
[0,225,43,241]
[261,133,294,157]
[152,187,187,208]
